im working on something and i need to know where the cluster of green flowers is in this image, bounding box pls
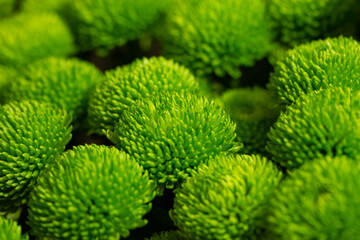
[0,0,359,239]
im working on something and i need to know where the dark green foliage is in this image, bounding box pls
[163,0,273,79]
[267,88,360,169]
[0,66,15,104]
[5,57,102,120]
[69,0,172,51]
[0,217,28,240]
[87,57,200,134]
[28,144,156,239]
[0,13,74,67]
[220,87,282,155]
[107,92,242,192]
[0,0,15,18]
[268,0,357,45]
[267,156,360,239]
[171,154,282,240]
[269,37,360,104]
[0,100,72,212]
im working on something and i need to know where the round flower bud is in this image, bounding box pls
[106,92,242,192]
[267,88,360,169]
[219,87,282,155]
[0,100,72,212]
[69,0,171,51]
[267,156,360,239]
[5,57,102,121]
[88,57,200,134]
[28,144,156,239]
[269,37,360,104]
[163,0,273,79]
[0,217,28,240]
[146,230,187,240]
[171,154,282,240]
[268,0,357,45]
[0,13,74,67]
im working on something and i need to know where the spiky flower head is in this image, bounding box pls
[267,156,360,239]
[0,100,72,212]
[0,0,15,19]
[146,230,187,240]
[107,92,241,192]
[28,144,156,239]
[163,0,273,79]
[268,0,357,46]
[0,13,74,67]
[267,88,360,169]
[0,217,28,240]
[88,57,200,134]
[269,37,360,104]
[220,87,282,155]
[171,154,282,240]
[4,57,102,121]
[0,66,15,104]
[69,0,171,51]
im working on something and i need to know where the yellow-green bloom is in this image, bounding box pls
[28,144,156,239]
[267,156,360,239]
[107,92,242,192]
[0,217,28,240]
[69,0,172,52]
[171,154,282,240]
[269,37,360,104]
[0,13,74,67]
[5,57,102,121]
[267,88,360,169]
[163,0,273,79]
[88,57,200,134]
[0,100,72,212]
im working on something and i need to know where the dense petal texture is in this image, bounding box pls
[267,88,360,168]
[87,57,200,134]
[107,92,241,191]
[269,37,360,104]
[4,57,102,120]
[220,87,282,155]
[268,0,357,45]
[0,13,74,67]
[0,217,28,240]
[171,154,282,240]
[163,0,273,79]
[28,144,156,239]
[267,156,360,240]
[69,0,171,51]
[0,100,72,212]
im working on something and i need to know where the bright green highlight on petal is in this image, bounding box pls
[0,217,28,240]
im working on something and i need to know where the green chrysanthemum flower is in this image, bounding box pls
[0,100,72,212]
[268,0,357,46]
[146,230,187,240]
[267,88,360,169]
[107,92,241,192]
[220,87,282,155]
[5,57,102,121]
[267,156,360,240]
[88,57,200,134]
[0,0,15,19]
[171,154,282,240]
[0,13,74,67]
[28,144,156,239]
[69,0,171,51]
[163,0,273,79]
[0,217,28,240]
[268,37,360,104]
